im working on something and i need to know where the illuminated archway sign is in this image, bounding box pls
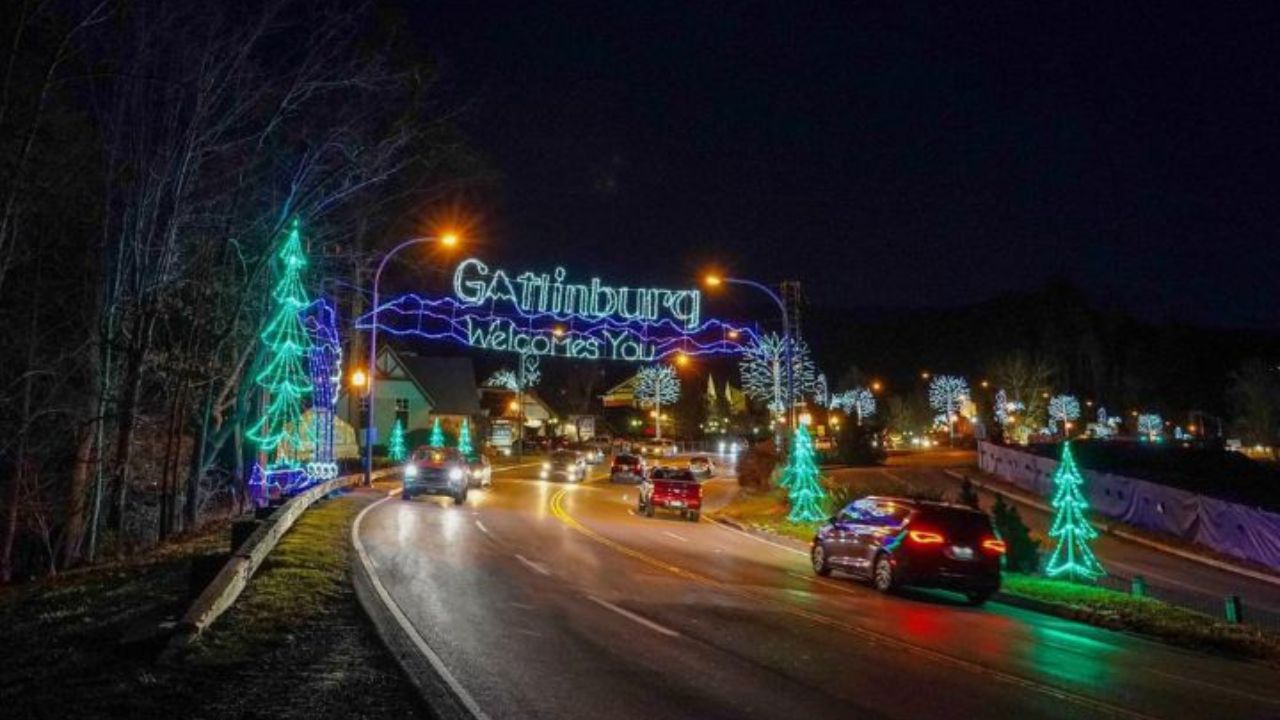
[358,258,753,361]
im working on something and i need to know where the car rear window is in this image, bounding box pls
[912,507,994,538]
[616,455,640,465]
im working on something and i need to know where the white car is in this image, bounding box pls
[688,456,714,477]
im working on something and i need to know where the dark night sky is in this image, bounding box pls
[406,2,1280,328]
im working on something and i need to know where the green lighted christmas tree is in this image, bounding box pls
[1045,442,1106,580]
[388,418,408,462]
[457,418,474,457]
[429,417,445,448]
[247,219,313,466]
[782,424,828,523]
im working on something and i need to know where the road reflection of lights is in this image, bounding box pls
[396,504,416,547]
[439,503,461,542]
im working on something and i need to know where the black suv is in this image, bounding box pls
[810,496,1004,605]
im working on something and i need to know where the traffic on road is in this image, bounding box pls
[356,448,1280,720]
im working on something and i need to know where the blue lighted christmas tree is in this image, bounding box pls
[247,219,313,466]
[388,418,407,462]
[1045,442,1105,580]
[783,425,827,523]
[429,417,445,448]
[457,418,474,457]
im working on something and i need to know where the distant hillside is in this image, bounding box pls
[802,281,1280,417]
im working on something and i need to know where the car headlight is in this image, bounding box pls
[542,462,551,470]
[404,465,418,478]
[448,467,464,481]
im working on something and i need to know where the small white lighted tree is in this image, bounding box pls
[739,333,817,415]
[928,375,970,443]
[812,373,829,408]
[485,355,541,391]
[830,388,876,425]
[1047,394,1082,438]
[636,364,681,439]
[1136,413,1163,442]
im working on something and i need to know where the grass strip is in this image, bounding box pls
[714,485,1280,664]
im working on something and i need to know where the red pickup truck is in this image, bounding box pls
[638,467,702,521]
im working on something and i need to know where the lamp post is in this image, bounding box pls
[704,274,795,432]
[364,233,458,487]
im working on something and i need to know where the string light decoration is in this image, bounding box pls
[388,418,408,462]
[739,333,817,414]
[247,218,314,466]
[486,355,542,391]
[812,373,829,408]
[358,293,752,362]
[782,424,827,522]
[1045,442,1106,580]
[928,375,969,441]
[1048,394,1081,435]
[301,298,342,486]
[830,388,875,425]
[458,417,475,456]
[636,364,681,439]
[1089,407,1116,439]
[429,417,446,448]
[1137,413,1163,442]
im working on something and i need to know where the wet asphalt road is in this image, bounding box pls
[355,458,1280,720]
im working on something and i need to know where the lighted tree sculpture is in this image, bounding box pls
[1045,442,1106,580]
[635,364,681,439]
[247,219,313,466]
[429,417,446,448]
[782,424,827,522]
[388,418,408,462]
[458,417,475,456]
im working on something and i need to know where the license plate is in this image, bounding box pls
[949,545,974,561]
[669,501,684,508]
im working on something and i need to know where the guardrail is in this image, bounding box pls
[163,468,398,657]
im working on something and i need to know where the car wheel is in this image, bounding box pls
[811,544,832,576]
[401,492,411,502]
[454,489,467,506]
[873,554,897,594]
[687,510,700,522]
[644,502,655,518]
[965,590,992,606]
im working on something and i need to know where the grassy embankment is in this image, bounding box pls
[714,475,1280,664]
[0,490,425,719]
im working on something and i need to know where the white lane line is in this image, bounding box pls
[475,520,490,535]
[352,496,490,720]
[514,553,552,576]
[662,531,689,543]
[586,595,682,638]
[711,518,807,557]
[491,461,545,474]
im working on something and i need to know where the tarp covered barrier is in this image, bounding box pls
[979,442,1280,571]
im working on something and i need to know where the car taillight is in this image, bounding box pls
[907,530,945,545]
[982,538,1007,554]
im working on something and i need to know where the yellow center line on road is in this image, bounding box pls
[548,487,1156,720]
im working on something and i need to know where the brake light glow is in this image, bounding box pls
[907,530,945,544]
[982,538,1007,554]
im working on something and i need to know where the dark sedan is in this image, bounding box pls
[810,496,1004,605]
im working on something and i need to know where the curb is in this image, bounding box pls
[161,468,398,660]
[943,469,1280,589]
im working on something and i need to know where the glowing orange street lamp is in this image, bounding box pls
[365,230,461,486]
[350,369,368,388]
[871,380,883,392]
[552,325,566,337]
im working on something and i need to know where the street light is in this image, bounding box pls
[703,272,795,432]
[364,232,460,486]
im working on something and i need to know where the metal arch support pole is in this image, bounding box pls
[366,236,439,487]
